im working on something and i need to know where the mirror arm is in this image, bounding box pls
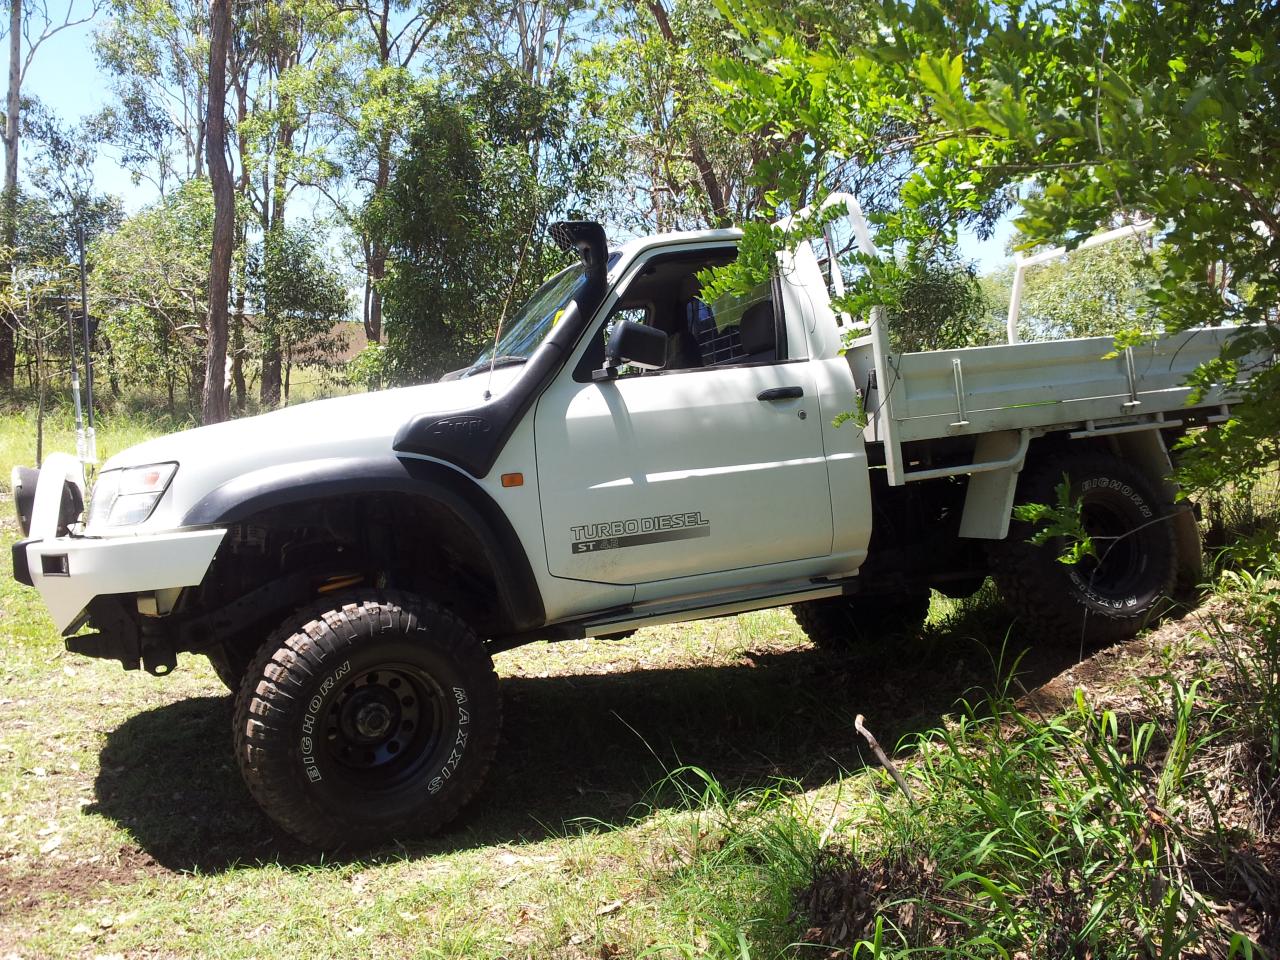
[591,363,619,382]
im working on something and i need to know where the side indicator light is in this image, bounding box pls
[501,473,524,488]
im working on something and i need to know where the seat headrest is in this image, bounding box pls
[739,300,776,356]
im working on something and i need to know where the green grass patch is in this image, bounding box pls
[0,405,1276,958]
[636,575,1280,958]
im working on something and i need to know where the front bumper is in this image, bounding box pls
[12,455,226,635]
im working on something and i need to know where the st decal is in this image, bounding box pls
[570,512,710,554]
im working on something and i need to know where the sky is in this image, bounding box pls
[10,3,145,211]
[6,3,1018,274]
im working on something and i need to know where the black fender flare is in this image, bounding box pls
[180,456,545,632]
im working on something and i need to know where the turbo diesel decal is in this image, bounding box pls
[570,512,710,554]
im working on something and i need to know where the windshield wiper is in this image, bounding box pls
[462,355,528,378]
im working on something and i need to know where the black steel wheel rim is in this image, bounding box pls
[321,663,445,786]
[1070,499,1144,598]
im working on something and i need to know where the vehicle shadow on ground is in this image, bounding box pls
[87,619,1081,874]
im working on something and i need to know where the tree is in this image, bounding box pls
[22,100,122,402]
[3,253,74,462]
[1,0,104,389]
[368,86,566,384]
[883,255,996,353]
[90,180,215,411]
[577,0,771,230]
[202,0,232,424]
[715,0,1278,483]
[246,222,348,401]
[234,0,347,404]
[981,236,1161,343]
[307,0,441,345]
[93,0,208,190]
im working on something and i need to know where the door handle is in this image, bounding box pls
[757,386,804,402]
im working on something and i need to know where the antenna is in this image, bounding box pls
[64,289,85,458]
[75,223,96,465]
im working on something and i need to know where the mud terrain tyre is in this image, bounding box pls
[791,593,931,652]
[991,453,1175,647]
[233,593,500,849]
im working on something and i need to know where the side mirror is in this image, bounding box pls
[593,320,668,381]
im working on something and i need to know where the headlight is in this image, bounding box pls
[88,463,178,527]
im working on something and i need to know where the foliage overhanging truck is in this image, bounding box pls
[10,196,1260,848]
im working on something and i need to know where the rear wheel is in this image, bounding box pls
[233,592,500,849]
[792,592,931,652]
[990,453,1175,647]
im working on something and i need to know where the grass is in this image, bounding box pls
[642,593,1280,958]
[0,409,1277,958]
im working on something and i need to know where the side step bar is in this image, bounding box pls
[582,579,850,638]
[487,576,860,654]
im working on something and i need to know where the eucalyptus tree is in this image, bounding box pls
[22,101,122,398]
[576,0,762,230]
[305,0,443,345]
[0,0,105,389]
[442,0,605,211]
[234,0,349,404]
[94,0,210,190]
[203,0,232,423]
[981,237,1162,344]
[367,85,574,384]
[89,180,215,411]
[245,220,348,400]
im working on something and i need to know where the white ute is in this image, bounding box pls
[10,198,1261,848]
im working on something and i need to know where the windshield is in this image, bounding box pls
[471,264,588,368]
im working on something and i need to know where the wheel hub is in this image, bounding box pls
[1072,501,1143,597]
[324,665,440,773]
[354,701,393,739]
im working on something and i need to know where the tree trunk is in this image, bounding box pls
[232,310,246,409]
[233,71,249,411]
[5,0,18,216]
[364,144,391,344]
[0,0,22,391]
[366,246,385,343]
[259,48,294,408]
[201,0,233,425]
[643,0,729,228]
[260,344,281,404]
[101,332,120,397]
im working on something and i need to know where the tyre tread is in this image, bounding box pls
[232,590,500,849]
[990,452,1176,646]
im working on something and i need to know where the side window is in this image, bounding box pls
[574,250,785,381]
[683,281,776,368]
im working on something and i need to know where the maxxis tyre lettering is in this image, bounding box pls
[791,593,931,652]
[990,452,1176,647]
[232,591,500,849]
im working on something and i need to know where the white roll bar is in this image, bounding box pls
[1006,220,1154,343]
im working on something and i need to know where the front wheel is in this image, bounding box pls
[990,453,1176,647]
[233,593,500,849]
